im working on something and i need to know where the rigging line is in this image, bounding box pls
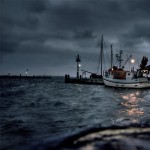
[97,36,109,74]
[85,37,99,61]
[97,36,102,74]
[137,57,140,68]
[86,47,99,62]
[103,41,107,70]
[82,37,100,71]
[82,47,99,72]
[97,48,101,74]
[114,59,118,66]
[82,47,100,71]
[104,40,111,67]
[103,47,106,72]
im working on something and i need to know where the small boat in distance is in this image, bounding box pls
[103,51,150,88]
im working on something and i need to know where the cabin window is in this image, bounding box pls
[128,73,130,75]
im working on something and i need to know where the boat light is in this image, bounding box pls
[131,59,135,64]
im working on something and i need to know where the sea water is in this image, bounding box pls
[0,77,150,150]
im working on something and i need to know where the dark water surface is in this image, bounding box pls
[0,77,150,150]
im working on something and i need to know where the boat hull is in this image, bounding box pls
[103,78,150,89]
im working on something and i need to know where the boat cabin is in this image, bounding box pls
[113,70,126,79]
[104,66,136,80]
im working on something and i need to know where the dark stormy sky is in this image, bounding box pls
[1,0,150,76]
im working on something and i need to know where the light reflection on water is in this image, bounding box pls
[119,90,145,122]
[1,78,150,150]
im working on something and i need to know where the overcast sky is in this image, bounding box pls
[1,0,150,76]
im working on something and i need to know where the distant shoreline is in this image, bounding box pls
[0,75,52,79]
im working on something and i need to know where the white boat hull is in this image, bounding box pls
[103,78,150,89]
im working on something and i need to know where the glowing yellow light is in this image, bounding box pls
[131,59,135,64]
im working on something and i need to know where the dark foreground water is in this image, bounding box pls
[0,77,150,150]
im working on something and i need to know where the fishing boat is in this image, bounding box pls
[103,51,150,88]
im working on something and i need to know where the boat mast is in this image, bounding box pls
[100,34,103,76]
[97,34,104,76]
[111,44,113,69]
[116,50,123,68]
[119,50,123,68]
[122,55,132,68]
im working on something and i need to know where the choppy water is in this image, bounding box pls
[0,77,150,150]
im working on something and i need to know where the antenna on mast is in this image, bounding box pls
[116,50,123,68]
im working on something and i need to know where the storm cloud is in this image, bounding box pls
[1,0,150,75]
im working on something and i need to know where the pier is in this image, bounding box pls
[65,54,104,85]
[0,75,51,79]
[65,35,105,85]
[65,75,104,85]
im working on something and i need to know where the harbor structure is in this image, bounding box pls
[65,35,105,85]
[76,54,81,78]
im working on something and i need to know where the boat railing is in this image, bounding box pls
[103,70,112,78]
